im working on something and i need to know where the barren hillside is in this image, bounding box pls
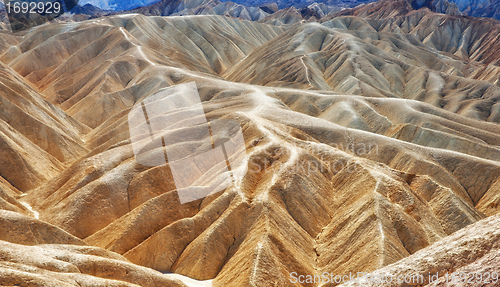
[0,2,499,286]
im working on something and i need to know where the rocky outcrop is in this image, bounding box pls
[0,209,198,286]
[448,0,500,19]
[0,240,192,286]
[338,213,500,286]
[408,0,461,15]
[0,210,85,246]
[0,177,28,214]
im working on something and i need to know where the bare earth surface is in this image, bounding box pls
[0,1,499,286]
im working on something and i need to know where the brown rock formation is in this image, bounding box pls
[0,6,498,287]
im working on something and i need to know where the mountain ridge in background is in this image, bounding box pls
[0,0,499,286]
[77,0,500,20]
[79,0,160,11]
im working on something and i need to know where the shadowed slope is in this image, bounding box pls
[0,62,89,190]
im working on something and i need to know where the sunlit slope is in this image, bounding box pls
[3,15,284,128]
[0,210,191,287]
[0,11,498,287]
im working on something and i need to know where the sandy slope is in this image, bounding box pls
[0,10,498,287]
